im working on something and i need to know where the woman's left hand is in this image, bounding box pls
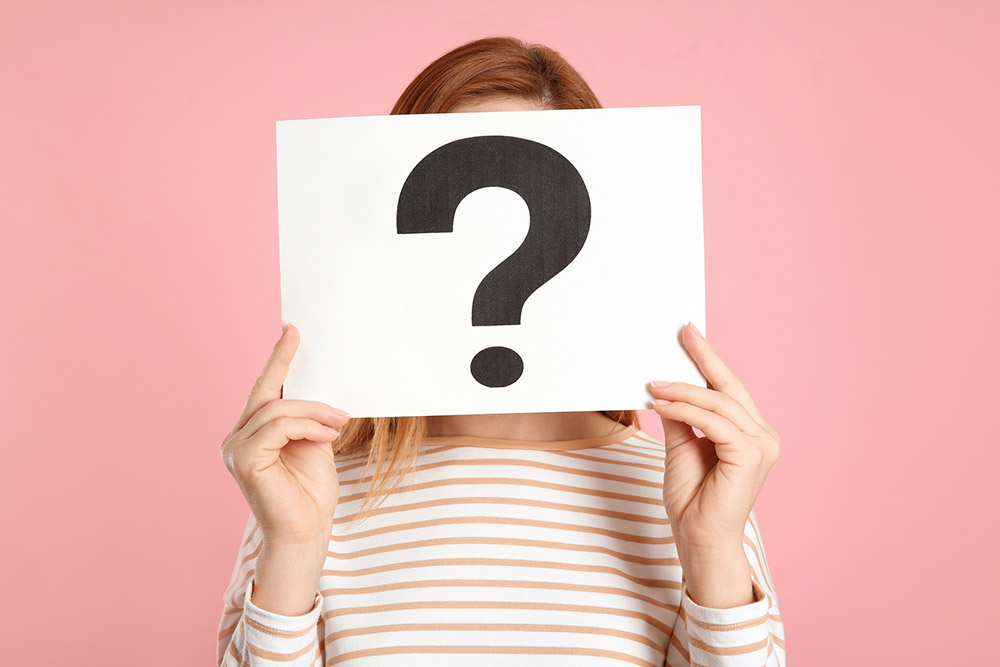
[650,322,781,555]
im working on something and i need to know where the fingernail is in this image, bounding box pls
[650,381,672,388]
[652,398,671,405]
[689,322,703,338]
[324,426,339,435]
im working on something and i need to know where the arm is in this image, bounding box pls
[216,513,327,667]
[665,509,786,666]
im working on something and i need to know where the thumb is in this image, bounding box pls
[659,412,696,450]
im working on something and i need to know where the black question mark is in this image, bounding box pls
[397,135,591,388]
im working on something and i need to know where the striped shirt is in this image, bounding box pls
[217,423,785,666]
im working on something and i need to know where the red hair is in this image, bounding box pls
[390,36,602,114]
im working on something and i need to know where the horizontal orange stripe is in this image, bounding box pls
[556,448,666,472]
[601,445,665,461]
[326,621,665,656]
[330,514,675,545]
[322,555,679,589]
[321,598,675,636]
[337,475,664,507]
[322,577,680,613]
[332,496,669,527]
[338,454,664,490]
[686,611,767,632]
[326,644,661,667]
[244,614,317,639]
[247,637,317,662]
[689,635,768,656]
[328,534,679,567]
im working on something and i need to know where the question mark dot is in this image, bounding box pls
[470,346,524,388]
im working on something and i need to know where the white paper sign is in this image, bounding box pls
[276,105,706,417]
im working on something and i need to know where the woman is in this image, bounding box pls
[217,36,785,667]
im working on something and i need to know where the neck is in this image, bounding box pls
[424,411,626,441]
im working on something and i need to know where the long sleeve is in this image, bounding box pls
[216,512,326,667]
[665,508,786,666]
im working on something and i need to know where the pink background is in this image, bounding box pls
[3,1,998,664]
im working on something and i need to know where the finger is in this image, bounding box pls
[256,416,340,451]
[652,400,743,447]
[234,323,298,433]
[232,417,341,473]
[682,324,764,424]
[649,382,762,435]
[239,399,350,441]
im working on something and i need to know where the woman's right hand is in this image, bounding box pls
[220,323,350,546]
